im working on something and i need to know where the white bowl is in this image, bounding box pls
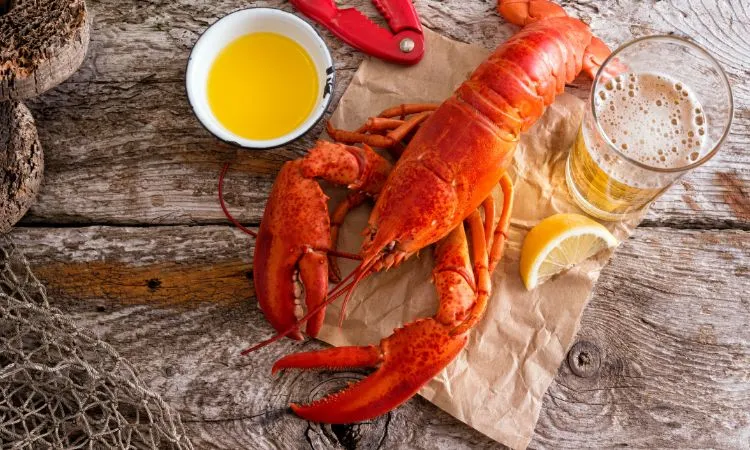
[186,8,334,149]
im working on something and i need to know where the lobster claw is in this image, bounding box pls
[254,160,331,339]
[272,318,468,423]
[253,141,392,341]
[272,220,488,423]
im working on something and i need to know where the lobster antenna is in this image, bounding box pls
[337,264,373,326]
[240,276,359,355]
[326,258,366,298]
[219,162,258,238]
[326,249,363,261]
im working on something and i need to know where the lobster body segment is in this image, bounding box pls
[244,0,612,424]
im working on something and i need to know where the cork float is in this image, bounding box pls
[0,0,90,100]
[0,0,90,231]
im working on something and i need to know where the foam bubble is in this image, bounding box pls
[585,72,709,183]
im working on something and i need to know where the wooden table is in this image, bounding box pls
[10,0,749,447]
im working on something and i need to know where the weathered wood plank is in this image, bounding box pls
[534,227,750,448]
[20,0,750,228]
[9,225,749,447]
[18,225,256,308]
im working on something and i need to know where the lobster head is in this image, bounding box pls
[359,157,462,272]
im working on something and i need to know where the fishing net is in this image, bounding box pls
[0,240,193,449]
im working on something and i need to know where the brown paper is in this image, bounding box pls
[316,29,642,449]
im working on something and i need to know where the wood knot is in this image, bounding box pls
[567,341,601,378]
[146,278,162,291]
[303,376,389,449]
[330,424,362,450]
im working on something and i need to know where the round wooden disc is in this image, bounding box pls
[0,101,44,232]
[0,0,90,100]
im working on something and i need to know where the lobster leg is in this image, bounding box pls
[479,173,514,272]
[272,211,490,423]
[355,117,406,133]
[254,142,392,339]
[329,192,368,283]
[326,111,432,153]
[482,195,495,248]
[498,0,611,80]
[378,103,440,118]
[384,111,433,149]
[326,123,397,149]
[489,173,515,272]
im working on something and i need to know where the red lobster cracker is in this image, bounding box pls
[289,0,425,65]
[236,0,612,423]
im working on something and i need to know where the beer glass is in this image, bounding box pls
[566,36,733,221]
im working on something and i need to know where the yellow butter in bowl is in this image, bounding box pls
[207,32,319,141]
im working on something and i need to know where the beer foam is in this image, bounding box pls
[588,72,708,184]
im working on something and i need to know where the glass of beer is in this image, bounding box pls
[566,36,733,221]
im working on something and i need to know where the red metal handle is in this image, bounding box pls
[290,0,424,65]
[372,0,422,33]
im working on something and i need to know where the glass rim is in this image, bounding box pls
[590,35,734,174]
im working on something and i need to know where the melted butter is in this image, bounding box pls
[207,32,319,140]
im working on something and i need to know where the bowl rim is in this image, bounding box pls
[185,7,335,150]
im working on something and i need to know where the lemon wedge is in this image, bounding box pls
[520,213,618,290]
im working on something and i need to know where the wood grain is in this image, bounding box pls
[17,0,749,229]
[8,0,750,448]
[9,225,749,448]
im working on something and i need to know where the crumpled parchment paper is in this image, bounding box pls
[316,29,641,449]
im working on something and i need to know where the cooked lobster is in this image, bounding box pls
[234,0,611,423]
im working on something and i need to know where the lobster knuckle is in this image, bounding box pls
[299,141,392,197]
[434,271,476,325]
[354,144,392,194]
[433,226,476,324]
[301,141,361,185]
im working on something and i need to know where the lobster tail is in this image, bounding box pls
[366,15,597,260]
[498,0,567,26]
[497,0,612,80]
[470,17,593,131]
